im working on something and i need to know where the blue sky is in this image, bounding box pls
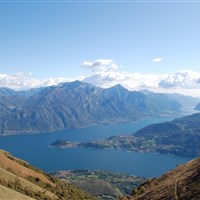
[0,1,200,79]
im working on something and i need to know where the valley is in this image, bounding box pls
[0,82,199,200]
[0,118,191,177]
[53,170,146,200]
[0,86,199,199]
[1,2,200,199]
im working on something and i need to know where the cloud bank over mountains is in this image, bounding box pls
[82,59,200,97]
[0,73,74,90]
[0,59,200,97]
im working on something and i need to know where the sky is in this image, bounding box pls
[0,1,200,96]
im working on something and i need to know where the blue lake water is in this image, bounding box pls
[0,118,192,178]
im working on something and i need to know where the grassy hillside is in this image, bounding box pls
[0,150,95,200]
[120,157,200,200]
[0,184,35,200]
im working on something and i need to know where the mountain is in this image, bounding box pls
[164,93,200,114]
[140,90,200,115]
[0,149,94,200]
[53,112,200,157]
[0,81,182,135]
[120,156,200,200]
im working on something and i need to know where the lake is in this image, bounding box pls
[0,117,192,178]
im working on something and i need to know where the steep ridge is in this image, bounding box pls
[0,150,94,200]
[121,157,200,200]
[0,81,181,135]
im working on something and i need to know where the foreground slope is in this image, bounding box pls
[121,156,200,200]
[0,185,35,200]
[0,150,94,200]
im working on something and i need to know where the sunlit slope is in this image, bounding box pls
[0,184,35,200]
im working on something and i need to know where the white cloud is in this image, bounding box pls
[0,73,41,90]
[83,70,164,90]
[82,59,119,73]
[81,59,166,89]
[0,73,78,90]
[0,60,200,97]
[81,59,200,97]
[158,70,200,89]
[152,57,162,62]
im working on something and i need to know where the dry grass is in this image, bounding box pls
[0,184,35,200]
[0,168,57,199]
[0,150,55,187]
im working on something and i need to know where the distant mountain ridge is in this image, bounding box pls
[140,90,200,115]
[0,81,182,135]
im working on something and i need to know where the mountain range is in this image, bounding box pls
[0,81,185,135]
